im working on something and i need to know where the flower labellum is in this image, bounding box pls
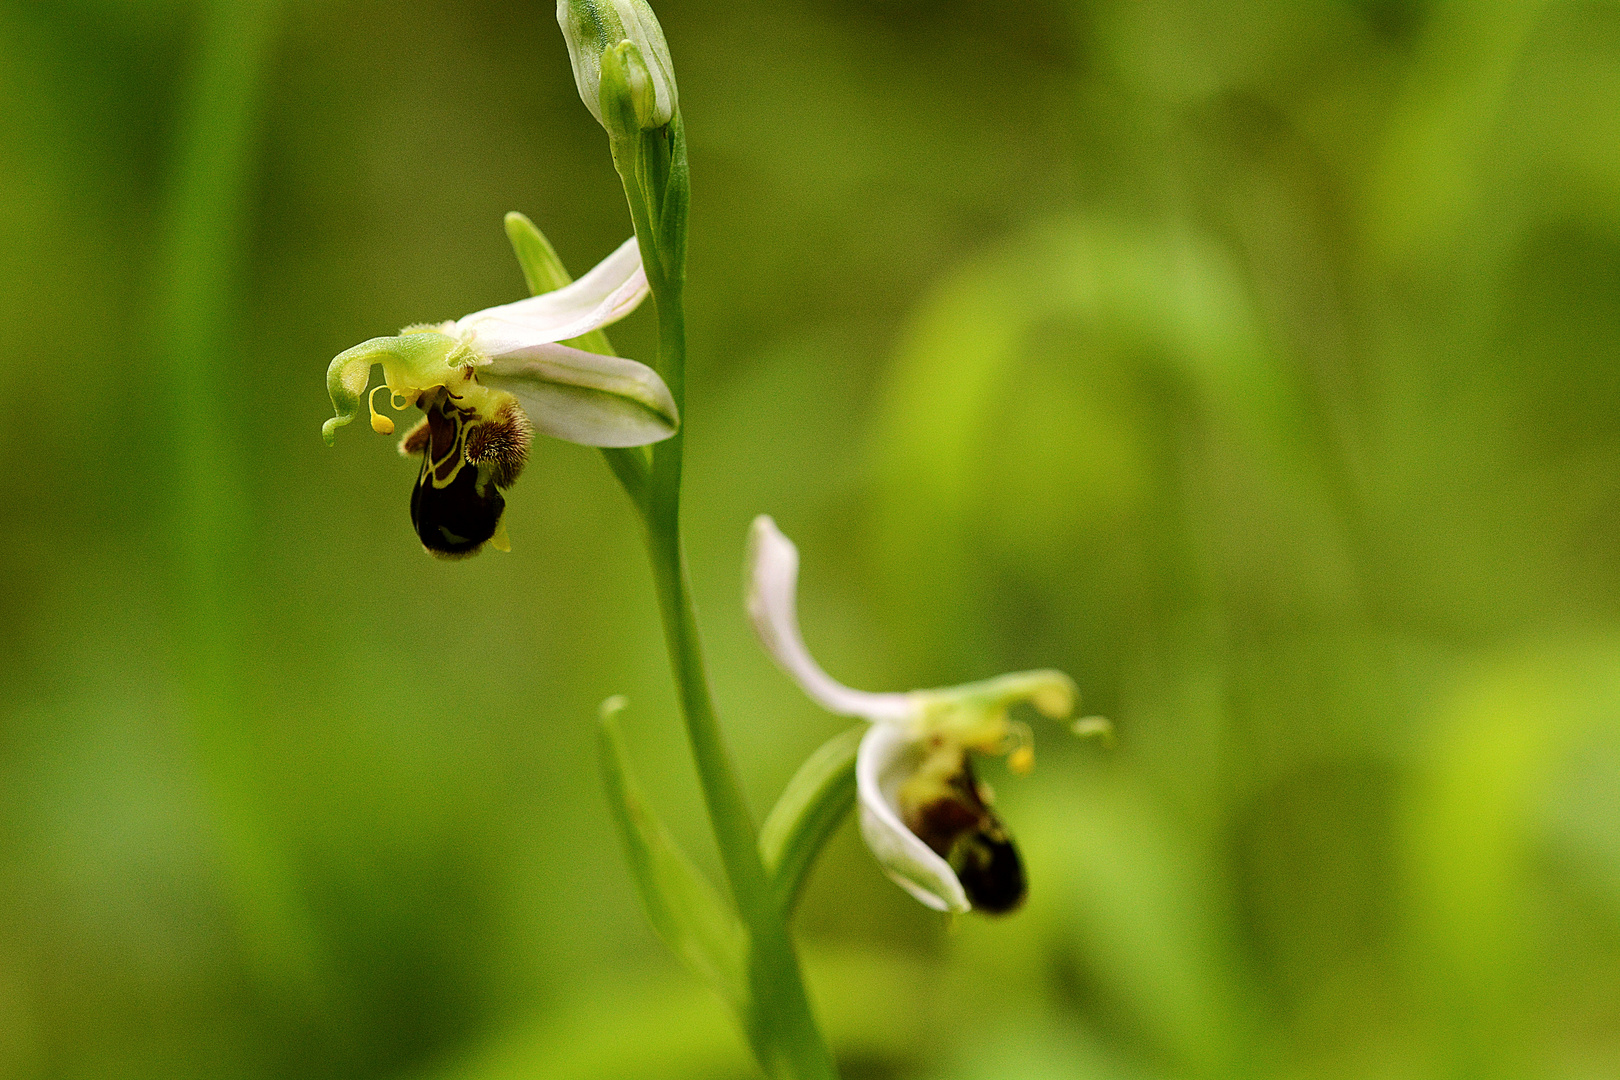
[323,235,678,558]
[399,385,531,557]
[746,515,1096,915]
[880,727,1026,914]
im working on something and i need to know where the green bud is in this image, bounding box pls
[599,40,660,136]
[557,0,676,133]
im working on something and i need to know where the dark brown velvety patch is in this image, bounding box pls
[905,755,1027,914]
[407,393,505,558]
[398,416,431,456]
[410,456,504,557]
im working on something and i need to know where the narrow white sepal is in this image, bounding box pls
[456,235,649,357]
[856,723,970,914]
[479,343,677,448]
[745,516,913,722]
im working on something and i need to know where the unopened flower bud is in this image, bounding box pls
[599,40,659,135]
[557,0,677,134]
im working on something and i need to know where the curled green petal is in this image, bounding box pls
[938,669,1078,719]
[321,331,459,445]
[322,345,375,445]
[910,668,1080,764]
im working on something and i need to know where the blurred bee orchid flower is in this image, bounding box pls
[746,515,1092,915]
[322,236,677,558]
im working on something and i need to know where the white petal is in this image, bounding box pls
[478,344,677,448]
[456,236,649,355]
[856,723,970,914]
[745,516,913,722]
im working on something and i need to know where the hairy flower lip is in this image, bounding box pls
[745,514,1079,914]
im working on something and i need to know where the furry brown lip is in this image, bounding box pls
[404,390,526,559]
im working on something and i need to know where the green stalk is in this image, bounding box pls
[609,121,839,1080]
[157,0,326,1009]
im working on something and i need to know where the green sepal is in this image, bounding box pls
[503,212,621,359]
[503,210,572,295]
[598,698,749,1012]
[760,725,864,917]
[503,212,648,501]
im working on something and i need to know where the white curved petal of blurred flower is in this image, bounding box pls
[746,515,1088,914]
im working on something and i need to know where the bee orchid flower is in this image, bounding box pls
[746,515,1088,915]
[323,236,677,558]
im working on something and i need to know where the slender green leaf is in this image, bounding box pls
[760,726,864,916]
[598,699,748,1012]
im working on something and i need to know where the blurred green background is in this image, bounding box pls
[5,0,1620,1076]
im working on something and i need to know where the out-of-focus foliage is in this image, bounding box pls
[2,0,1619,1077]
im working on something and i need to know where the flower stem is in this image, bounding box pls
[610,121,839,1080]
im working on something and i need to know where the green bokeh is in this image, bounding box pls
[3,0,1619,1076]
